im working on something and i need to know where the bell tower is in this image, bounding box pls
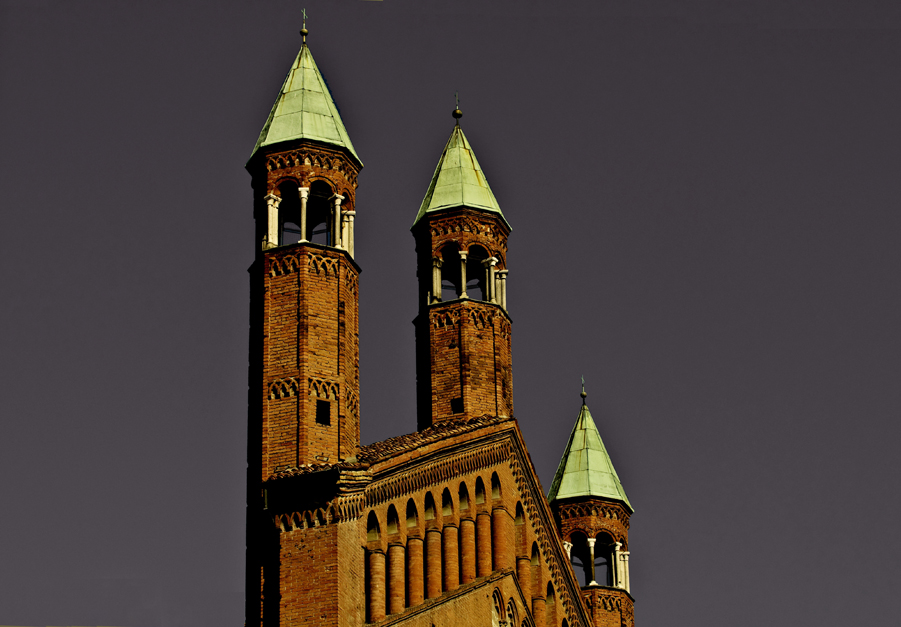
[548,385,636,627]
[247,30,363,480]
[412,109,514,430]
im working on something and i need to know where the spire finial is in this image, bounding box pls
[300,8,308,44]
[452,91,462,123]
[581,375,587,403]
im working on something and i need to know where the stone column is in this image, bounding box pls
[516,556,532,602]
[587,537,597,585]
[344,210,356,257]
[458,251,469,299]
[367,549,386,622]
[491,506,514,570]
[388,543,406,615]
[459,518,476,584]
[407,536,424,606]
[483,259,492,303]
[432,258,443,303]
[531,597,546,627]
[497,269,508,309]
[298,187,309,242]
[425,528,442,598]
[476,512,493,577]
[613,542,623,589]
[263,193,281,249]
[442,524,460,592]
[563,540,573,560]
[331,194,344,248]
[488,257,498,303]
[622,550,631,593]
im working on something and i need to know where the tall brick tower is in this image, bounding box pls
[245,29,364,627]
[412,110,514,430]
[548,386,635,627]
[243,28,638,627]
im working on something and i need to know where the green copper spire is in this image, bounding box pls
[249,38,361,166]
[412,114,510,229]
[547,386,632,512]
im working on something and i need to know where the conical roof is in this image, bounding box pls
[547,396,632,512]
[250,44,361,166]
[412,124,510,229]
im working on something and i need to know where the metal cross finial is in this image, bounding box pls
[300,8,309,44]
[581,375,587,402]
[456,91,459,108]
[452,91,463,123]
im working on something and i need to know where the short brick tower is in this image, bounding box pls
[412,110,514,430]
[548,385,635,627]
[245,27,365,627]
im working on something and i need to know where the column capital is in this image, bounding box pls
[343,210,356,217]
[432,257,443,267]
[298,186,310,199]
[331,193,345,204]
[458,250,468,259]
[264,193,281,206]
[586,537,596,548]
[497,269,508,277]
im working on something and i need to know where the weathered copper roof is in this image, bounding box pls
[250,43,360,166]
[547,397,632,511]
[412,124,509,229]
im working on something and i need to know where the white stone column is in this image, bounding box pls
[497,269,508,309]
[331,194,344,248]
[562,540,572,560]
[298,187,309,242]
[458,251,469,299]
[488,257,498,303]
[344,210,356,257]
[586,537,597,585]
[263,193,281,249]
[622,550,631,593]
[613,542,623,589]
[432,258,443,303]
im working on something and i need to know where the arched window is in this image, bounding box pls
[593,532,615,587]
[439,244,462,301]
[475,477,486,504]
[465,245,490,301]
[307,180,334,245]
[424,492,436,520]
[406,499,419,529]
[386,505,399,535]
[490,472,501,500]
[441,488,454,517]
[366,511,380,542]
[459,483,470,511]
[531,542,540,566]
[277,182,303,245]
[569,531,590,587]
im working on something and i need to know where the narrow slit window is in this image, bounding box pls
[316,399,331,425]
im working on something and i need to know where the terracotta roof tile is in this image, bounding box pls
[266,414,512,482]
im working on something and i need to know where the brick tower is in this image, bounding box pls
[243,27,637,627]
[548,386,635,627]
[412,111,513,430]
[245,30,364,627]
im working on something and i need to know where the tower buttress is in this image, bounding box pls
[412,112,514,430]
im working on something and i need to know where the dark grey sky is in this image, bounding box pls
[1,1,899,626]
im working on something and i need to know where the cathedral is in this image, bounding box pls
[245,28,635,627]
